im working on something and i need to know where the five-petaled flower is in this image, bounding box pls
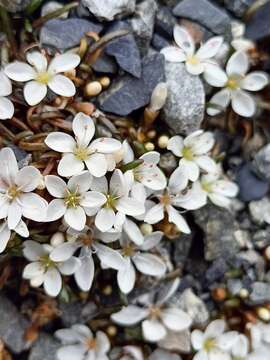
[0,71,14,120]
[4,51,80,105]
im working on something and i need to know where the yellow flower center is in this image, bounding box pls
[182,146,194,161]
[122,244,136,257]
[149,305,162,319]
[201,181,212,193]
[64,189,81,208]
[7,185,21,200]
[160,192,171,206]
[104,194,118,210]
[35,71,52,85]
[85,337,96,350]
[187,55,199,65]
[73,146,90,161]
[226,75,241,90]
[203,338,217,352]
[39,254,55,270]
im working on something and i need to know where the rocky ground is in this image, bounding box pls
[0,0,270,359]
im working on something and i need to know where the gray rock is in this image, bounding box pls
[227,279,243,295]
[173,234,193,265]
[105,22,141,77]
[81,0,136,21]
[176,289,209,325]
[249,198,270,225]
[149,348,182,360]
[253,144,270,181]
[130,0,158,56]
[41,1,69,18]
[92,54,118,74]
[250,282,270,305]
[8,144,31,168]
[59,301,98,327]
[206,258,228,282]
[224,0,255,17]
[245,2,270,41]
[173,0,231,35]
[0,0,31,12]
[40,18,103,50]
[152,34,171,51]
[158,330,190,353]
[29,333,59,360]
[161,62,205,135]
[194,205,240,261]
[98,53,165,115]
[0,295,29,353]
[155,6,177,39]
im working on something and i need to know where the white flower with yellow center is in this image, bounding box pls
[205,51,269,117]
[55,324,110,360]
[0,219,28,253]
[0,71,14,120]
[4,51,80,105]
[45,112,122,178]
[167,130,217,182]
[161,25,223,75]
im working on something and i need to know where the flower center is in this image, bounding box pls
[35,71,52,85]
[80,234,94,247]
[122,244,136,257]
[232,357,244,360]
[182,146,194,161]
[160,192,171,206]
[201,181,212,193]
[64,189,81,208]
[226,76,240,90]
[187,55,199,65]
[149,305,162,319]
[74,146,89,161]
[104,194,118,210]
[203,338,217,352]
[7,185,21,200]
[39,254,55,270]
[85,337,96,350]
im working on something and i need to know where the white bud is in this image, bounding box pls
[51,232,65,247]
[257,307,270,322]
[149,82,167,112]
[37,175,46,190]
[158,135,169,149]
[140,223,153,236]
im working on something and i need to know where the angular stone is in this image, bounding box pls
[59,301,98,327]
[249,198,270,225]
[149,348,182,360]
[245,2,270,41]
[194,205,240,261]
[92,53,118,74]
[250,282,270,305]
[224,0,255,17]
[81,0,136,21]
[0,295,29,353]
[152,34,171,51]
[253,144,270,181]
[155,6,177,39]
[130,0,158,56]
[159,330,191,353]
[98,53,165,115]
[105,22,141,77]
[8,144,31,168]
[0,0,31,12]
[40,18,103,50]
[29,333,59,360]
[161,62,205,135]
[206,258,228,282]
[173,0,231,35]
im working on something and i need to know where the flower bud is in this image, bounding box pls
[99,76,110,89]
[140,223,153,236]
[51,232,65,247]
[149,82,167,112]
[37,175,46,190]
[158,135,169,149]
[85,81,102,97]
[257,307,270,322]
[145,142,155,151]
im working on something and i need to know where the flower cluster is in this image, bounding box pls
[161,25,269,117]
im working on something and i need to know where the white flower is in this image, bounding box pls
[144,167,206,234]
[49,227,124,292]
[0,147,48,230]
[198,170,238,208]
[161,25,223,75]
[205,51,269,117]
[45,112,122,177]
[167,130,217,182]
[191,319,238,360]
[120,346,144,360]
[0,219,28,253]
[249,322,270,354]
[4,51,80,106]
[230,334,249,360]
[55,324,110,360]
[117,230,166,294]
[22,238,80,297]
[123,141,166,191]
[0,71,14,120]
[111,280,192,343]
[90,169,145,232]
[45,171,107,231]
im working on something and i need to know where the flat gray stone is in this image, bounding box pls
[92,54,118,74]
[224,0,255,17]
[250,282,270,305]
[0,0,31,12]
[29,333,59,360]
[98,53,165,115]
[82,0,136,21]
[59,301,98,327]
[245,2,270,41]
[173,0,231,35]
[176,289,209,325]
[0,295,29,353]
[40,18,103,50]
[161,62,205,135]
[253,144,270,181]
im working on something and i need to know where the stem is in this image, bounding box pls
[0,6,17,54]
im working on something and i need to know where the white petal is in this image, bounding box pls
[161,308,192,332]
[173,25,195,55]
[140,151,160,165]
[23,81,47,106]
[58,154,85,177]
[117,258,136,294]
[0,147,18,184]
[195,156,217,173]
[0,222,10,253]
[90,175,108,193]
[15,166,41,192]
[142,319,167,342]
[23,262,45,279]
[130,182,147,203]
[139,231,163,251]
[67,171,92,193]
[14,220,29,237]
[72,112,95,147]
[123,218,144,246]
[8,200,22,229]
[89,138,122,154]
[26,51,47,72]
[169,166,188,192]
[4,61,36,81]
[46,199,66,222]
[0,71,12,96]
[48,74,75,97]
[48,53,80,74]
[80,191,106,208]
[196,36,223,60]
[85,153,107,178]
[186,61,204,75]
[50,242,78,262]
[96,331,110,355]
[204,64,227,87]
[189,132,215,155]
[226,51,249,76]
[20,193,48,222]
[64,206,86,231]
[208,193,230,208]
[0,97,14,120]
[212,180,238,197]
[55,329,81,344]
[44,267,62,297]
[144,203,164,224]
[56,345,85,360]
[58,257,81,275]
[208,349,231,360]
[45,132,76,153]
[167,205,190,234]
[23,240,46,261]
[161,46,186,62]
[232,334,249,357]
[193,350,208,360]
[116,197,145,217]
[231,90,255,117]
[205,319,226,338]
[207,88,231,116]
[218,331,239,351]
[179,159,200,182]
[95,243,124,270]
[191,330,204,350]
[95,208,115,232]
[133,253,166,277]
[140,167,167,191]
[110,169,126,197]
[167,135,184,157]
[75,255,95,291]
[241,71,269,91]
[45,175,66,198]
[111,305,149,326]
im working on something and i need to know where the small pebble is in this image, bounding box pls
[99,76,111,89]
[239,288,249,299]
[107,325,117,337]
[103,285,112,296]
[85,81,102,97]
